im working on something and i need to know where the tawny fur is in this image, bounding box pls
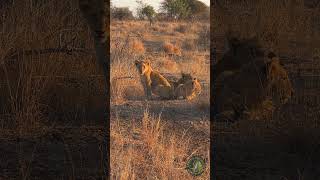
[213,57,293,122]
[170,72,193,90]
[213,37,268,82]
[135,59,173,99]
[175,77,202,100]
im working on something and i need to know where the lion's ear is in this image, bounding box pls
[267,51,276,59]
[265,59,279,78]
[145,59,151,66]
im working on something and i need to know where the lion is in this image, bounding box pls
[213,57,293,122]
[175,77,202,100]
[213,37,269,82]
[169,72,193,89]
[134,59,173,100]
[168,72,202,100]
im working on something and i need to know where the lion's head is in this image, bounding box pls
[214,37,267,81]
[175,77,201,99]
[170,73,193,89]
[135,59,151,75]
[225,37,265,58]
[178,73,193,84]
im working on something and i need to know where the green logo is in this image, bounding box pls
[186,155,205,176]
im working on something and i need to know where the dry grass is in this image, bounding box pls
[111,18,210,179]
[174,24,189,34]
[163,42,182,56]
[0,1,108,178]
[156,57,180,73]
[129,39,145,55]
[111,20,210,101]
[0,1,210,178]
[111,109,210,179]
[214,0,320,57]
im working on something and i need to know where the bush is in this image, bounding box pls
[111,7,134,20]
[163,42,182,56]
[130,39,145,55]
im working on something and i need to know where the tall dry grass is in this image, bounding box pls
[0,0,104,135]
[214,0,320,57]
[111,109,209,179]
[111,18,210,179]
[163,42,182,56]
[0,1,109,179]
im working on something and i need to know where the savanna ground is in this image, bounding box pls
[212,0,320,179]
[0,1,210,179]
[110,20,210,179]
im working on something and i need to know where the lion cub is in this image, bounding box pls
[171,73,193,89]
[174,74,201,100]
[135,59,173,99]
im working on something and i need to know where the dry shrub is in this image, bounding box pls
[111,109,208,179]
[111,77,144,103]
[44,76,105,121]
[163,42,182,56]
[182,39,196,51]
[0,57,59,136]
[156,57,179,73]
[111,59,144,104]
[8,66,47,136]
[197,24,210,50]
[130,39,145,55]
[194,86,210,112]
[174,24,189,33]
[153,23,174,34]
[159,22,173,29]
[0,0,109,132]
[179,53,209,78]
[151,26,160,32]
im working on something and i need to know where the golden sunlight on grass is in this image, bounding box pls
[111,109,209,179]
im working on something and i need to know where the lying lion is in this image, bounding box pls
[173,73,202,100]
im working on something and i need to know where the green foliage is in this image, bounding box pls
[111,7,134,20]
[136,1,156,20]
[160,0,209,20]
[142,5,156,19]
[187,0,209,19]
[160,0,191,19]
